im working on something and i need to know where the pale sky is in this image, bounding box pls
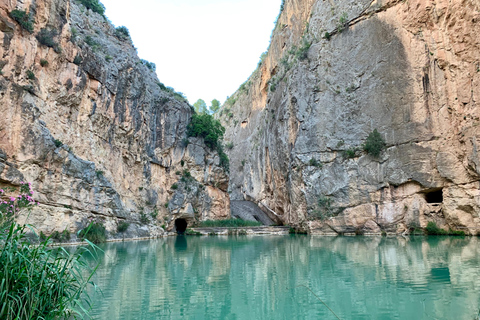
[100,0,282,105]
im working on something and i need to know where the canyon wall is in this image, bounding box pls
[0,0,230,239]
[220,0,480,234]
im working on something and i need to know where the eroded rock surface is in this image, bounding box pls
[220,0,480,234]
[0,0,229,239]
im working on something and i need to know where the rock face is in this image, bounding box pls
[0,0,229,239]
[220,0,480,234]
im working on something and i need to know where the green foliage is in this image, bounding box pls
[79,0,105,15]
[309,158,322,167]
[363,129,386,157]
[218,144,230,172]
[22,85,35,94]
[311,196,336,220]
[150,209,158,220]
[258,51,267,68]
[84,35,100,51]
[187,113,225,149]
[95,170,104,178]
[51,229,71,243]
[425,222,447,235]
[70,27,78,43]
[117,221,129,233]
[0,222,98,319]
[36,28,61,53]
[54,139,63,148]
[73,54,83,65]
[26,70,35,80]
[171,183,178,190]
[193,99,208,114]
[343,148,356,159]
[139,213,149,224]
[425,222,466,236]
[197,219,262,228]
[185,228,202,236]
[79,222,106,243]
[9,9,34,33]
[180,160,185,167]
[105,54,113,62]
[40,59,49,67]
[337,12,348,32]
[210,99,221,113]
[295,38,312,61]
[324,32,331,40]
[140,59,156,71]
[226,142,234,150]
[114,26,130,40]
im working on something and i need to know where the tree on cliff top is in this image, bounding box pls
[210,99,221,114]
[193,99,208,114]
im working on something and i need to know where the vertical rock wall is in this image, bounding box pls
[0,0,230,239]
[220,0,480,234]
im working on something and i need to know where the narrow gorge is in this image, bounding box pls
[1,0,479,238]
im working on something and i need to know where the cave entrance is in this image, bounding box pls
[175,218,187,234]
[425,189,443,204]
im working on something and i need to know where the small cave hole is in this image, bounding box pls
[175,219,187,234]
[425,189,443,204]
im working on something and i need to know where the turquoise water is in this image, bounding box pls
[87,236,480,319]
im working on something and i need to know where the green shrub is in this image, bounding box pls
[324,32,331,40]
[363,129,386,157]
[311,196,336,220]
[187,113,225,149]
[36,28,61,53]
[226,142,234,150]
[105,54,113,61]
[343,148,356,159]
[197,219,262,228]
[185,228,202,235]
[449,229,466,236]
[114,26,130,40]
[84,35,99,50]
[171,183,178,190]
[26,70,35,80]
[139,213,149,224]
[95,170,104,178]
[309,158,322,167]
[54,139,63,148]
[40,59,49,67]
[140,59,156,71]
[218,144,230,172]
[73,54,83,65]
[9,9,34,33]
[79,222,107,243]
[425,222,466,236]
[150,209,158,219]
[295,38,312,61]
[70,27,78,43]
[79,0,105,15]
[337,12,348,32]
[51,229,71,243]
[425,222,447,235]
[117,221,129,233]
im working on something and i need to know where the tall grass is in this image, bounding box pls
[0,182,99,319]
[197,219,262,228]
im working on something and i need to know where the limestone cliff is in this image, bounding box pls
[0,0,230,239]
[220,0,480,234]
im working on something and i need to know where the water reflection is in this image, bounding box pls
[87,236,480,320]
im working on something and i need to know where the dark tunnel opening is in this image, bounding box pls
[175,218,187,234]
